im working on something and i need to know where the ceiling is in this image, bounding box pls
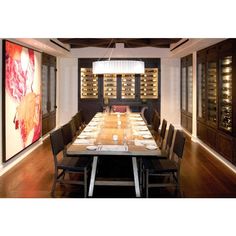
[57,38,181,49]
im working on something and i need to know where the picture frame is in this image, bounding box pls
[2,40,42,162]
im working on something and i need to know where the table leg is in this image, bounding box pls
[88,156,98,197]
[132,157,141,197]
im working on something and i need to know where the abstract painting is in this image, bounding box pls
[2,41,42,162]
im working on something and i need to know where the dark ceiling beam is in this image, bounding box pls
[57,38,182,48]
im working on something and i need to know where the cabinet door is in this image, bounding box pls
[187,64,193,114]
[42,65,48,116]
[181,66,187,111]
[197,61,206,120]
[219,55,232,132]
[207,60,217,126]
[49,66,56,112]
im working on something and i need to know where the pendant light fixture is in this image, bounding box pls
[92,39,145,74]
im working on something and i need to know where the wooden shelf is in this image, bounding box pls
[81,68,98,99]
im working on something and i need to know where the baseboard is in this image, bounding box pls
[181,129,236,174]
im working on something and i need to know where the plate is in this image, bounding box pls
[77,135,88,139]
[142,134,152,139]
[86,145,98,151]
[146,145,157,150]
[84,128,93,132]
[137,127,148,131]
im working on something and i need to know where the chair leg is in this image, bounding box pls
[51,168,58,197]
[146,169,149,198]
[139,158,143,191]
[84,168,87,198]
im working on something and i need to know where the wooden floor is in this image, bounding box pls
[0,136,236,198]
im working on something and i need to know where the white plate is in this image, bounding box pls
[137,127,148,131]
[84,128,93,132]
[77,135,88,139]
[86,145,98,151]
[142,134,152,139]
[146,145,157,150]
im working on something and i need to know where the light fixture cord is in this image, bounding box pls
[98,38,114,61]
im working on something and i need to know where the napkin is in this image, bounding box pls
[73,139,94,145]
[99,145,128,152]
[134,140,157,147]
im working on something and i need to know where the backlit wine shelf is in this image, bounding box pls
[121,74,135,99]
[140,68,158,99]
[104,74,117,99]
[81,68,98,99]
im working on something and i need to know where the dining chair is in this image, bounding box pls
[143,130,186,197]
[140,123,174,192]
[163,124,175,157]
[140,106,148,124]
[50,128,91,197]
[61,122,74,150]
[73,114,82,131]
[70,119,78,138]
[149,110,161,137]
[76,110,86,128]
[156,119,167,148]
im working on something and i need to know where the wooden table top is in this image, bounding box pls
[67,112,165,158]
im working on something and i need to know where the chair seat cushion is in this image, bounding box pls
[58,156,91,172]
[143,158,177,174]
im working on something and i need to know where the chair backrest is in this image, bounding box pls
[50,128,65,157]
[153,111,161,133]
[73,113,82,130]
[160,119,167,139]
[111,105,129,113]
[165,123,175,155]
[61,122,73,146]
[159,119,167,148]
[77,110,85,124]
[172,130,186,159]
[70,119,77,138]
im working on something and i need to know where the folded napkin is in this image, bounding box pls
[99,145,128,152]
[135,130,151,135]
[134,140,157,147]
[73,139,94,145]
[131,121,146,125]
[129,117,143,121]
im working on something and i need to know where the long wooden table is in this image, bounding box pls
[67,112,164,197]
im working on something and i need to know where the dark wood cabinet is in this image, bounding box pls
[197,39,236,164]
[181,54,192,133]
[42,53,57,136]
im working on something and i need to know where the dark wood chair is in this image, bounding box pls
[149,110,161,137]
[156,119,167,148]
[163,124,175,157]
[50,128,91,197]
[61,122,74,151]
[143,130,186,197]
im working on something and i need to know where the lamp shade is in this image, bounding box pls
[92,60,145,74]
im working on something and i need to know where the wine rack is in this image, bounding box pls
[140,68,158,99]
[187,65,193,113]
[219,56,232,132]
[207,61,217,125]
[80,68,98,99]
[181,67,186,110]
[103,74,117,99]
[121,74,135,99]
[197,62,206,119]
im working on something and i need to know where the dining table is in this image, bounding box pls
[67,111,165,197]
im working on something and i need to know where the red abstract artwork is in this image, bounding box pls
[4,41,41,161]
